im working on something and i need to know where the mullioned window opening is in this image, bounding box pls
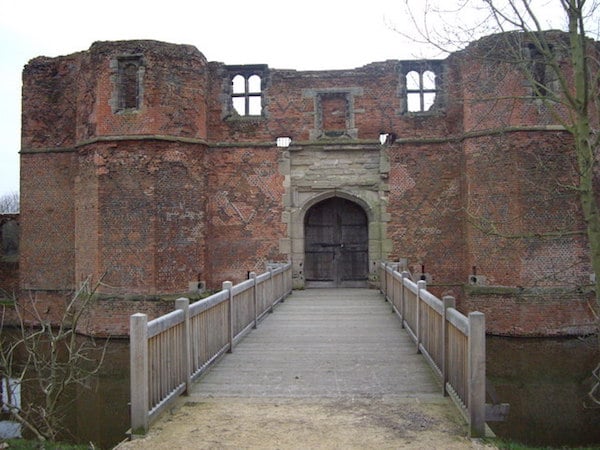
[227,65,268,117]
[400,61,443,114]
[406,69,437,113]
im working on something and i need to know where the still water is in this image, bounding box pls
[0,337,131,449]
[487,335,600,447]
[64,339,131,449]
[6,335,600,448]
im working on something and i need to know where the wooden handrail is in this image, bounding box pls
[377,261,491,437]
[130,262,293,436]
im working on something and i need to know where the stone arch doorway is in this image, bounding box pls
[304,197,368,288]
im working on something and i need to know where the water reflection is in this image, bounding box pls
[0,377,22,439]
[487,335,600,447]
[1,335,130,449]
[62,339,130,449]
[0,420,21,439]
[5,333,600,448]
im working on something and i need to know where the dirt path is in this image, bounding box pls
[116,396,496,449]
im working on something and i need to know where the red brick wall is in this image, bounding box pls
[79,297,173,338]
[453,33,572,132]
[18,35,598,336]
[387,142,467,286]
[463,132,589,288]
[86,40,208,141]
[21,56,79,149]
[2,289,173,338]
[20,152,76,290]
[462,290,596,336]
[74,150,100,287]
[205,146,286,286]
[85,140,208,295]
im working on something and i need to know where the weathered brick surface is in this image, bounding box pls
[79,297,173,338]
[21,56,79,149]
[206,147,285,286]
[76,140,208,294]
[462,290,596,336]
[85,41,208,141]
[17,33,598,336]
[463,132,589,287]
[387,142,466,286]
[20,152,76,289]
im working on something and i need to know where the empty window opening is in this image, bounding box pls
[406,69,437,113]
[276,136,292,147]
[528,44,550,97]
[232,74,245,94]
[117,57,143,111]
[379,132,396,145]
[231,73,262,116]
[248,74,261,92]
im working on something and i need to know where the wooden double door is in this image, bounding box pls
[304,197,369,288]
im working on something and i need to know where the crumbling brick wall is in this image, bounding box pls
[18,33,598,336]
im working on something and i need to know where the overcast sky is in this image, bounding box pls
[0,0,570,197]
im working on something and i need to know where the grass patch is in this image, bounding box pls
[483,437,600,450]
[1,439,90,449]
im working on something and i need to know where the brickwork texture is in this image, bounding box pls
[11,32,598,336]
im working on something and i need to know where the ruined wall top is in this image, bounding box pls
[21,31,587,151]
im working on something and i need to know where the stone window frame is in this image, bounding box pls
[226,65,268,118]
[302,87,363,140]
[114,55,145,113]
[400,61,443,115]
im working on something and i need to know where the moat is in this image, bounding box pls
[1,335,598,448]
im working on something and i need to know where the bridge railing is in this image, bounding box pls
[130,262,292,436]
[378,262,486,437]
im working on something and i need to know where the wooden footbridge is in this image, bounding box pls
[129,262,507,440]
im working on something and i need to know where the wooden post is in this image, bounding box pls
[130,313,149,436]
[468,311,486,437]
[269,267,275,313]
[288,263,292,295]
[391,268,397,312]
[400,271,409,328]
[278,265,285,302]
[380,262,386,299]
[175,298,191,394]
[223,281,234,353]
[416,280,426,354]
[250,271,258,329]
[442,296,455,397]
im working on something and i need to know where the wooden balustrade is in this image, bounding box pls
[130,263,292,436]
[377,261,493,437]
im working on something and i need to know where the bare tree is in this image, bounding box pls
[0,191,19,214]
[0,277,107,442]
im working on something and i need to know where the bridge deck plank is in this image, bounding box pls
[190,288,440,399]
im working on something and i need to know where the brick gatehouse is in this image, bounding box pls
[13,31,597,336]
